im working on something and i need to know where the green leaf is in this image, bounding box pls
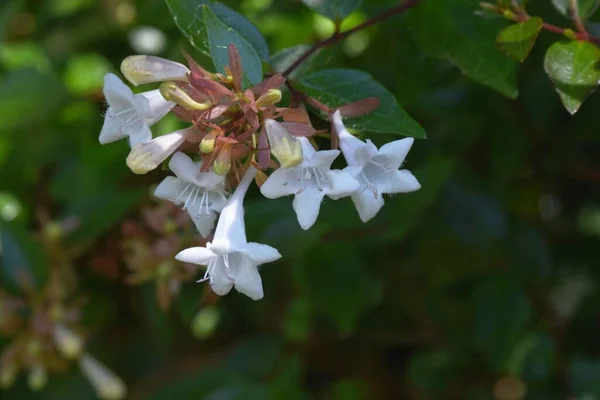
[296,69,426,138]
[408,0,518,98]
[202,5,262,85]
[551,0,600,20]
[0,221,48,293]
[496,18,543,62]
[544,40,600,114]
[301,0,362,21]
[269,45,320,78]
[164,0,269,60]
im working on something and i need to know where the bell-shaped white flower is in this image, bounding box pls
[154,152,228,238]
[99,73,174,147]
[260,137,359,230]
[175,166,281,300]
[332,110,421,222]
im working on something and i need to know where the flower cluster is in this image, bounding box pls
[99,45,421,301]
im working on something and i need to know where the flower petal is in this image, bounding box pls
[154,176,186,202]
[260,168,298,199]
[351,189,385,223]
[293,186,326,230]
[378,169,421,194]
[99,113,127,144]
[377,138,414,171]
[325,170,360,199]
[103,73,135,111]
[139,89,174,123]
[121,55,190,86]
[175,247,215,265]
[169,152,200,184]
[188,210,217,238]
[242,242,282,264]
[209,259,234,296]
[127,120,152,147]
[230,257,263,300]
[353,140,378,167]
[309,149,340,170]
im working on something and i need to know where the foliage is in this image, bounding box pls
[1,0,600,399]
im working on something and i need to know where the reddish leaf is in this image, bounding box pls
[280,122,316,137]
[228,44,243,92]
[338,97,381,117]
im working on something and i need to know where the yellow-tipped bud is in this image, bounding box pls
[200,131,217,154]
[159,81,212,111]
[264,119,303,169]
[256,89,283,108]
[28,365,47,392]
[564,28,577,40]
[121,55,190,86]
[53,324,84,359]
[213,159,231,176]
[126,130,189,175]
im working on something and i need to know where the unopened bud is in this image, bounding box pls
[28,365,47,392]
[159,82,212,111]
[200,131,217,154]
[126,129,190,174]
[191,306,220,339]
[53,324,83,359]
[121,55,190,86]
[255,89,283,108]
[79,354,126,400]
[213,159,231,176]
[0,362,17,388]
[564,28,577,40]
[502,10,517,20]
[264,119,303,168]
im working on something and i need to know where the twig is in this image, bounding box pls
[283,0,421,77]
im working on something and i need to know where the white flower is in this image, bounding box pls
[260,137,359,230]
[332,110,421,222]
[126,127,193,175]
[154,152,228,238]
[99,73,174,147]
[175,166,281,300]
[121,55,190,86]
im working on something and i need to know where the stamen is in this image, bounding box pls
[223,254,235,281]
[175,183,192,202]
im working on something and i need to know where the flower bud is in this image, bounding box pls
[28,364,47,392]
[255,89,282,108]
[53,324,83,359]
[159,81,212,111]
[264,119,303,168]
[213,143,233,176]
[121,55,190,86]
[126,129,190,175]
[200,131,217,154]
[79,354,126,400]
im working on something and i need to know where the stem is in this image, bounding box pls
[283,0,421,77]
[570,0,588,37]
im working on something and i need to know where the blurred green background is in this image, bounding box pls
[2,0,600,399]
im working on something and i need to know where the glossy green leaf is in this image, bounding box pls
[408,0,518,98]
[269,44,321,78]
[496,18,543,62]
[551,0,599,20]
[301,0,362,21]
[164,0,269,60]
[201,5,262,85]
[0,221,48,293]
[296,69,426,138]
[544,40,600,114]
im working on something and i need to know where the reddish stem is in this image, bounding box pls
[283,0,421,77]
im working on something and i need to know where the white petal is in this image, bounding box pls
[103,73,135,111]
[377,138,414,171]
[175,247,215,265]
[351,190,385,223]
[127,120,152,147]
[209,259,234,296]
[293,186,326,230]
[378,169,421,194]
[121,55,190,86]
[208,192,228,212]
[242,242,282,264]
[230,257,263,300]
[169,152,200,184]
[353,140,378,167]
[99,113,127,144]
[309,149,340,170]
[127,130,188,173]
[325,170,360,199]
[332,110,366,166]
[154,176,186,202]
[139,89,174,123]
[260,168,298,199]
[196,171,226,191]
[188,210,217,238]
[298,137,316,159]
